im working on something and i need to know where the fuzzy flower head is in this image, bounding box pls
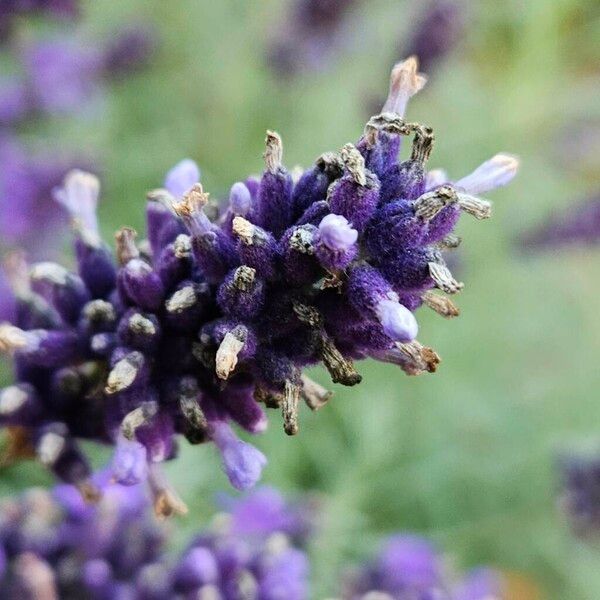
[340,534,504,599]
[0,58,518,508]
[0,481,310,599]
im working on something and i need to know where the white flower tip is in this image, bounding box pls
[383,56,428,116]
[456,153,520,195]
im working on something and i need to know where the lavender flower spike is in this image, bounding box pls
[1,480,311,598]
[0,60,517,504]
[340,533,504,599]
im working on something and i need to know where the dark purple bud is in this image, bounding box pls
[256,131,293,236]
[78,299,117,336]
[380,125,435,203]
[105,350,149,396]
[231,216,279,280]
[0,325,81,368]
[292,152,343,219]
[280,225,321,285]
[221,382,267,434]
[296,199,331,227]
[116,229,165,311]
[30,263,91,324]
[0,383,42,426]
[117,309,161,353]
[36,423,93,488]
[155,234,192,290]
[217,266,265,320]
[328,144,380,232]
[172,184,237,283]
[164,280,212,331]
[146,190,186,258]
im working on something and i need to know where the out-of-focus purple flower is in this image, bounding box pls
[0,0,79,41]
[559,453,600,537]
[341,533,503,599]
[21,39,102,115]
[223,486,315,543]
[519,194,600,251]
[0,59,517,507]
[0,481,311,599]
[0,135,91,256]
[403,0,465,73]
[0,473,165,599]
[101,25,157,78]
[0,78,30,127]
[267,0,362,77]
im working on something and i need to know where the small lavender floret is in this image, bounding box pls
[0,59,517,504]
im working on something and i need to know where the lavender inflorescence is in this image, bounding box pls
[519,193,600,251]
[340,534,503,599]
[0,480,311,599]
[559,453,600,538]
[0,58,518,509]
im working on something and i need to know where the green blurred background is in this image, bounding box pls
[1,0,600,598]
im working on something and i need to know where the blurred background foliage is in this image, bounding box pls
[1,0,599,598]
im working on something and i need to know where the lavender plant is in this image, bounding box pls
[559,453,600,538]
[0,480,311,599]
[267,0,361,77]
[0,58,518,512]
[402,0,465,73]
[519,194,600,251]
[339,534,503,599]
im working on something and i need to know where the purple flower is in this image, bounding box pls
[267,0,362,77]
[21,39,102,115]
[519,193,600,251]
[341,533,503,599]
[403,0,465,73]
[0,136,88,256]
[101,25,157,78]
[0,479,311,598]
[0,58,517,507]
[559,453,600,537]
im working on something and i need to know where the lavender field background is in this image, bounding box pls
[1,0,599,598]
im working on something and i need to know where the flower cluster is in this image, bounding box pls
[559,453,600,538]
[519,193,600,251]
[340,534,503,599]
[0,58,518,510]
[0,481,311,599]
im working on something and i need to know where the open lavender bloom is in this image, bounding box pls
[0,58,517,509]
[559,453,600,538]
[0,482,310,599]
[340,534,504,599]
[519,193,600,251]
